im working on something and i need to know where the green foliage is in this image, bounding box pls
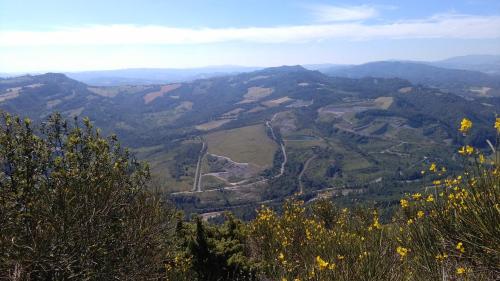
[167,213,258,281]
[169,142,202,180]
[0,113,176,280]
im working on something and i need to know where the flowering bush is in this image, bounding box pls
[249,200,400,280]
[397,117,500,280]
[246,117,499,281]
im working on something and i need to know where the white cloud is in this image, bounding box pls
[307,4,379,22]
[0,14,499,47]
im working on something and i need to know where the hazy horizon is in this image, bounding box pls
[2,54,500,76]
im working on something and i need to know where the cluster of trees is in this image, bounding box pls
[169,142,202,180]
[0,113,176,279]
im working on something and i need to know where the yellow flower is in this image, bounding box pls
[426,194,434,202]
[495,117,500,133]
[456,267,466,274]
[459,118,472,134]
[479,154,485,164]
[435,253,448,262]
[456,242,465,253]
[429,163,437,172]
[400,199,409,208]
[328,263,336,270]
[305,228,312,240]
[396,246,409,260]
[417,211,425,218]
[412,193,422,200]
[279,252,285,260]
[316,256,329,270]
[458,145,474,155]
[407,219,414,225]
[372,217,382,229]
[466,145,474,154]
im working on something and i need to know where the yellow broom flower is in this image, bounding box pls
[459,118,472,134]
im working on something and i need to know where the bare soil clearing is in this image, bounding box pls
[143,84,181,104]
[196,119,232,131]
[237,87,274,104]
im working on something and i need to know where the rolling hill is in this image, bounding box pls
[1,66,498,216]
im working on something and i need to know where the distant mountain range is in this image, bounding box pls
[311,55,500,75]
[64,66,262,86]
[320,60,500,97]
[62,55,500,97]
[2,55,498,89]
[430,55,500,75]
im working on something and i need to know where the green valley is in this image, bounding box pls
[0,66,498,218]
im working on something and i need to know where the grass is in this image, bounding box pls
[204,124,278,168]
[374,96,394,109]
[238,87,274,104]
[195,119,232,131]
[87,85,152,97]
[247,106,266,113]
[284,139,325,149]
[200,175,226,190]
[329,142,372,172]
[398,86,413,93]
[144,109,186,127]
[262,96,293,107]
[136,145,195,193]
[176,101,193,111]
[143,84,181,104]
[222,108,245,117]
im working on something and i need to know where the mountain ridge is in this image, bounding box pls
[320,61,500,97]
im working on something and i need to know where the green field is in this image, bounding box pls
[205,124,278,168]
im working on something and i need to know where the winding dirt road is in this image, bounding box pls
[298,155,316,194]
[192,142,206,192]
[265,120,287,178]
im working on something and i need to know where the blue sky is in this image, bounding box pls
[1,0,500,72]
